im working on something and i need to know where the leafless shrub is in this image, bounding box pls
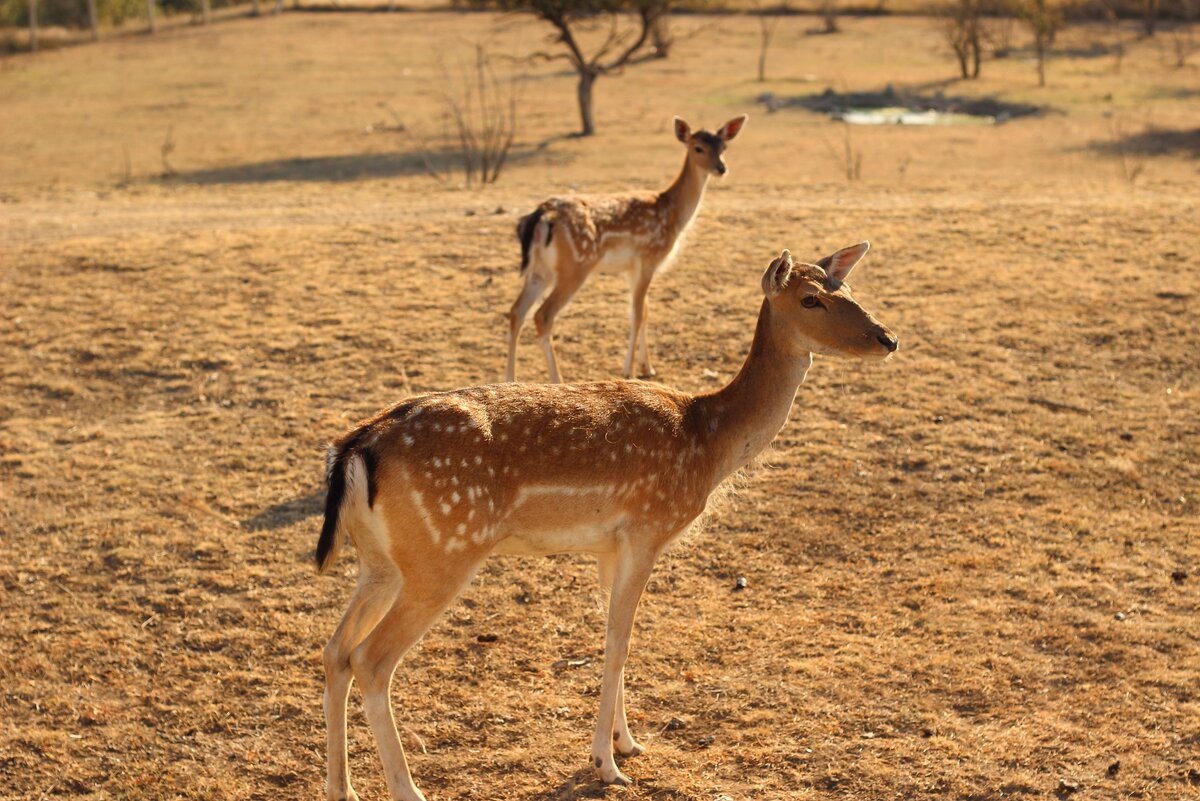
[406,45,522,187]
[1108,111,1146,185]
[160,126,176,177]
[987,11,1018,56]
[445,45,520,185]
[1111,38,1126,72]
[117,143,132,186]
[1168,0,1198,65]
[824,125,862,182]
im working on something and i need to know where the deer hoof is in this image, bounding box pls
[616,739,645,758]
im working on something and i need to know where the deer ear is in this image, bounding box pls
[718,114,748,141]
[817,241,870,287]
[674,117,691,143]
[761,249,794,298]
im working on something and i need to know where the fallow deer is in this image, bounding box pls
[506,114,748,384]
[318,243,897,801]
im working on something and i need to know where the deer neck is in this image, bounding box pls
[658,156,709,238]
[691,301,813,488]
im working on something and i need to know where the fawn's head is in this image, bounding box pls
[760,243,898,360]
[674,115,747,177]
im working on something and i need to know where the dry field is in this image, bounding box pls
[2,10,1199,801]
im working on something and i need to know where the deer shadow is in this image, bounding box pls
[242,489,324,531]
[1089,126,1200,158]
[165,146,547,185]
[522,764,681,801]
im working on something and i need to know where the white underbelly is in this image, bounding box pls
[490,485,627,556]
[491,519,623,556]
[593,242,640,274]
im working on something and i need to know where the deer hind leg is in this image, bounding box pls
[624,267,656,379]
[590,543,659,785]
[596,554,645,759]
[533,270,589,385]
[506,270,550,383]
[324,566,403,801]
[350,557,485,801]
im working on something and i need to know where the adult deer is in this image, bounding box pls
[506,114,748,384]
[318,243,897,801]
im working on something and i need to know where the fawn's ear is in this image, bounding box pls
[674,117,692,143]
[718,114,748,141]
[817,241,870,288]
[762,249,794,298]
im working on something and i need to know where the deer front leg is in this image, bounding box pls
[596,554,645,758]
[624,269,655,379]
[590,544,658,785]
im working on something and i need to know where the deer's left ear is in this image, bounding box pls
[818,241,870,287]
[718,114,748,141]
[761,249,793,298]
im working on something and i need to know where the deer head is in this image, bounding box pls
[760,243,898,359]
[674,115,748,177]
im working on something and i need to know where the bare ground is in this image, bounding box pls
[1,12,1198,801]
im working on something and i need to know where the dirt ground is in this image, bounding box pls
[1,10,1198,801]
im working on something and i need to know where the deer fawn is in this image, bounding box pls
[318,243,897,801]
[506,114,748,384]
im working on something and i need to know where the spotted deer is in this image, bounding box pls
[506,114,748,384]
[318,243,897,801]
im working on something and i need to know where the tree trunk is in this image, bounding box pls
[650,14,671,58]
[576,70,596,136]
[146,0,157,33]
[274,0,284,15]
[87,0,99,40]
[758,20,772,81]
[28,0,37,51]
[1035,36,1045,85]
[1143,0,1157,35]
[250,0,260,14]
[970,30,981,77]
[200,0,211,24]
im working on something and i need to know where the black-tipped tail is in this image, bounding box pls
[517,208,552,273]
[315,445,349,574]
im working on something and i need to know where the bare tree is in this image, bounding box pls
[146,0,157,33]
[945,0,984,78]
[250,0,261,14]
[820,0,839,33]
[753,0,781,81]
[650,13,671,57]
[200,0,211,24]
[1142,0,1160,35]
[1169,0,1198,65]
[1016,0,1061,85]
[28,0,37,51]
[479,0,669,136]
[86,0,99,40]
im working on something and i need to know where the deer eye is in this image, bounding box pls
[693,146,704,154]
[801,295,824,309]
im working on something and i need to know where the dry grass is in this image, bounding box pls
[1,11,1198,801]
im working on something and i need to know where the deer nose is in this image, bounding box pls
[715,163,727,176]
[877,332,899,353]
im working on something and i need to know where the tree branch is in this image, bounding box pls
[598,5,660,72]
